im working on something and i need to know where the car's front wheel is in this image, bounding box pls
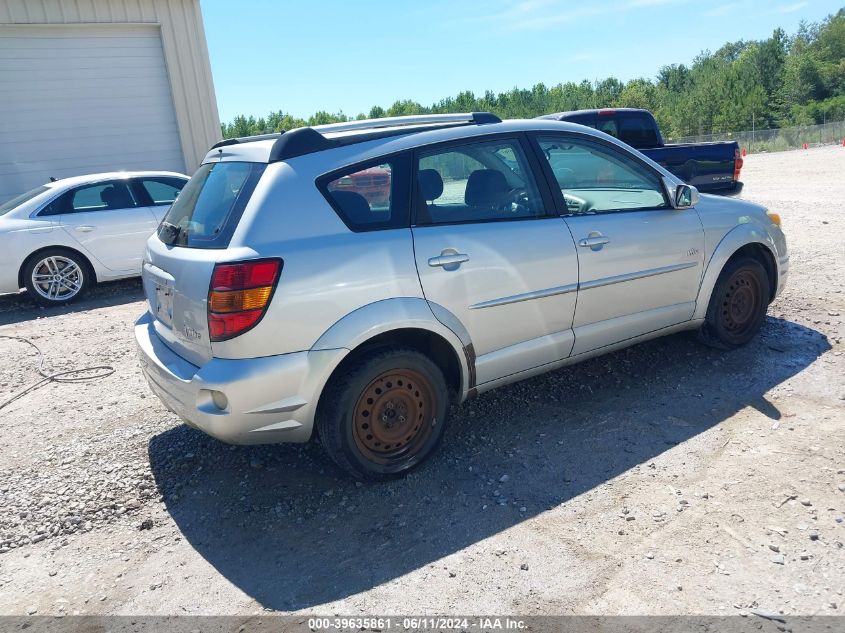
[23,248,91,306]
[698,256,769,349]
[317,346,450,480]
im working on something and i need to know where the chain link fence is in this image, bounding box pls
[668,120,845,153]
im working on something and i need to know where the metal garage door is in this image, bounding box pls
[0,24,185,202]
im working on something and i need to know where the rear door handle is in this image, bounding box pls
[74,225,95,232]
[578,236,610,248]
[428,253,469,268]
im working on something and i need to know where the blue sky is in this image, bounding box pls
[200,0,843,123]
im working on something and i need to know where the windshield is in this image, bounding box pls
[0,186,50,216]
[158,161,265,248]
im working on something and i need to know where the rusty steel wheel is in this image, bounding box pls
[699,257,769,349]
[718,269,761,337]
[352,369,435,465]
[316,346,450,480]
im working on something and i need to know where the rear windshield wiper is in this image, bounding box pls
[159,221,183,245]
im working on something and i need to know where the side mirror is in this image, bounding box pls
[665,178,699,209]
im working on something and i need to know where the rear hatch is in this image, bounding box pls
[142,160,267,366]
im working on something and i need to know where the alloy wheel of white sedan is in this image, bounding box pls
[31,255,85,302]
[23,248,91,306]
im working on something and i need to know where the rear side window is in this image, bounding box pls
[40,181,139,215]
[319,154,411,232]
[159,162,266,248]
[72,181,139,212]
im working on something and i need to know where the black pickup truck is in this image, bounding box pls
[538,108,743,195]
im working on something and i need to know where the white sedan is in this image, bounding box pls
[0,171,188,305]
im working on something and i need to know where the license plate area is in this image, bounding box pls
[154,284,174,327]
[143,262,176,329]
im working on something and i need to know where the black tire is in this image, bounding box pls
[316,346,450,481]
[23,248,92,306]
[698,256,769,350]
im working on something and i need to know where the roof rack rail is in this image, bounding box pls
[313,112,501,134]
[267,112,501,162]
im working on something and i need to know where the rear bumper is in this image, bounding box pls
[135,312,346,445]
[699,181,743,197]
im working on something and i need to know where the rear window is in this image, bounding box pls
[1,186,49,215]
[158,161,265,248]
[616,115,659,148]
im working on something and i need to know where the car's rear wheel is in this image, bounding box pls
[317,346,449,481]
[698,256,769,349]
[23,248,91,306]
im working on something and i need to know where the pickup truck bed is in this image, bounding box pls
[539,108,743,195]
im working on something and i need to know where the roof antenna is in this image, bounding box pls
[49,176,57,182]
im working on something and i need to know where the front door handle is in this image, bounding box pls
[428,253,469,268]
[578,235,610,249]
[74,225,95,232]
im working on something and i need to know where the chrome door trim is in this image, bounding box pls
[469,282,579,310]
[579,261,698,291]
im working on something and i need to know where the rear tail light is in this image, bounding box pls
[734,148,744,181]
[208,259,282,342]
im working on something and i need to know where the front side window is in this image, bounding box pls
[138,177,186,205]
[65,181,138,213]
[159,161,266,248]
[416,138,543,225]
[537,136,667,215]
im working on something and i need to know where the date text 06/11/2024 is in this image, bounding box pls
[307,617,528,630]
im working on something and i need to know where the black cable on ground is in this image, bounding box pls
[0,335,115,412]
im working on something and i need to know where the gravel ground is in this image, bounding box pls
[0,146,843,617]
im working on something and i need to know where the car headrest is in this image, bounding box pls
[329,190,372,224]
[418,169,444,201]
[100,185,133,209]
[99,186,116,206]
[465,170,509,208]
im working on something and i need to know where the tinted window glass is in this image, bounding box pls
[596,117,618,137]
[1,186,49,215]
[67,181,138,212]
[561,113,596,128]
[538,136,667,214]
[617,115,659,147]
[159,161,266,248]
[416,139,543,225]
[139,177,186,205]
[321,155,412,232]
[326,162,394,229]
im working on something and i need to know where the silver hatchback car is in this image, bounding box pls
[135,113,788,480]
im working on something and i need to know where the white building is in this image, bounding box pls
[0,0,220,201]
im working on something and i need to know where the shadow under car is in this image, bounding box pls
[147,316,829,611]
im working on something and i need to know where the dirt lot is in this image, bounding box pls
[0,146,843,617]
